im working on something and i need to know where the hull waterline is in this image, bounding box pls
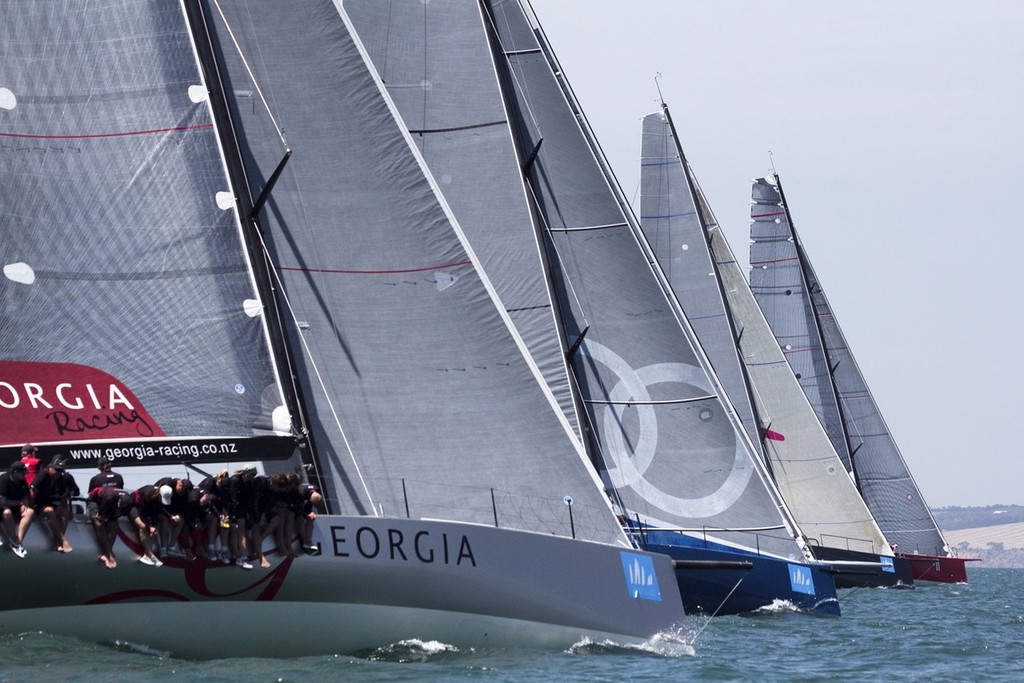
[900,553,980,584]
[811,546,914,589]
[0,514,685,658]
[645,543,840,617]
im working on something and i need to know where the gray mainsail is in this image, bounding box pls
[344,0,580,441]
[0,0,293,462]
[641,111,891,557]
[484,0,807,562]
[749,175,949,556]
[639,111,760,449]
[204,0,624,545]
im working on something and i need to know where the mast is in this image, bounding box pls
[181,0,328,500]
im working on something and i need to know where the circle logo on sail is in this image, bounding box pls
[580,340,752,518]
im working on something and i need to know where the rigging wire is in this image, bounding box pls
[208,0,376,516]
[210,0,287,147]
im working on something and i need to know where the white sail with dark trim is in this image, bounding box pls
[482,0,807,562]
[749,175,949,556]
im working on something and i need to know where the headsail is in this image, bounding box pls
[0,0,294,467]
[749,175,949,556]
[204,0,626,545]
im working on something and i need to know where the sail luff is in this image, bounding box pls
[179,0,325,480]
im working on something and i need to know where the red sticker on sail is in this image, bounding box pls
[762,428,786,442]
[0,360,164,444]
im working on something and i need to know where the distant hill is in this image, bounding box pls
[932,504,1024,530]
[931,505,1024,568]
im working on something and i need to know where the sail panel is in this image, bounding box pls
[205,0,624,544]
[639,111,760,447]
[0,0,287,455]
[344,0,580,440]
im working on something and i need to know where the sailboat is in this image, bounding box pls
[459,2,840,616]
[749,174,977,584]
[639,105,912,588]
[0,0,686,657]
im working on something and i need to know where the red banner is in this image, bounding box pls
[0,360,164,445]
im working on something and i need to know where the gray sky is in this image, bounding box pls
[528,0,1023,507]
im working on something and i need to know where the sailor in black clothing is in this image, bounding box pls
[251,472,293,568]
[86,456,126,567]
[127,484,166,566]
[226,466,258,569]
[288,472,323,555]
[89,486,131,569]
[154,477,192,558]
[30,455,77,553]
[197,470,231,562]
[86,457,124,520]
[0,461,33,558]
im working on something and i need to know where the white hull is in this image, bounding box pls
[0,514,684,657]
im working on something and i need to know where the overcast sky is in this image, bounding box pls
[528,0,1023,507]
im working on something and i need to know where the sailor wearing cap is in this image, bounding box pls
[0,461,34,557]
[31,455,78,553]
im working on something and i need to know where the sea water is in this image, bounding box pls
[1,568,1020,682]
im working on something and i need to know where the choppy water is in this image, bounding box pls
[1,568,1020,682]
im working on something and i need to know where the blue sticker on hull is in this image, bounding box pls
[620,552,662,601]
[788,563,816,595]
[880,556,895,573]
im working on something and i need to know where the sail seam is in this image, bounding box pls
[585,395,715,406]
[408,120,507,135]
[0,124,212,140]
[277,261,470,275]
